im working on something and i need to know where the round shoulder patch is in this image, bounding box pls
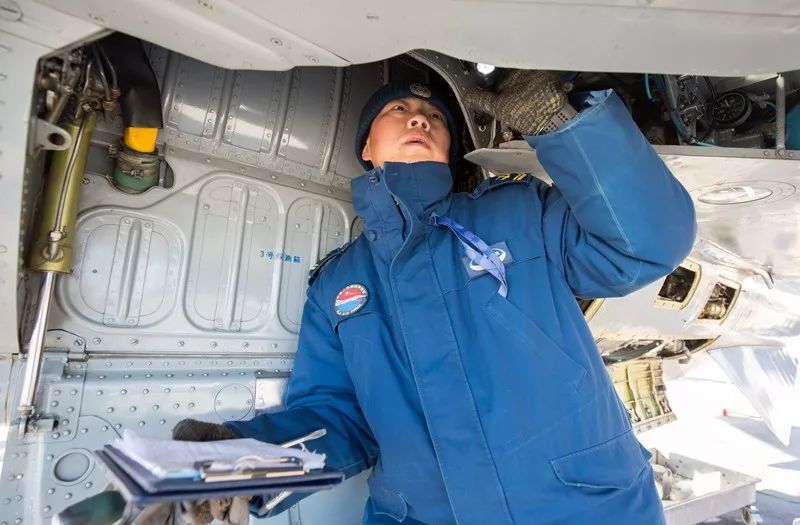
[334,284,369,317]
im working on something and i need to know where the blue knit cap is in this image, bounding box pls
[354,82,460,171]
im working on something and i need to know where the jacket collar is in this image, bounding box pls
[350,161,452,256]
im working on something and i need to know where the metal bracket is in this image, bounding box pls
[255,369,288,410]
[464,141,554,185]
[67,349,88,362]
[775,73,788,159]
[28,118,72,156]
[27,416,57,432]
[406,50,492,150]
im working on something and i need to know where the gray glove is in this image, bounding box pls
[119,499,248,525]
[176,498,249,525]
[463,70,568,135]
[172,418,239,442]
[170,419,249,525]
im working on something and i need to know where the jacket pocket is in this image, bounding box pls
[433,232,545,294]
[550,430,652,490]
[483,292,587,392]
[481,291,589,451]
[367,475,409,522]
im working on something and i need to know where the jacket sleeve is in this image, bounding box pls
[224,288,378,516]
[524,90,696,298]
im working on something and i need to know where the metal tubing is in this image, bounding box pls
[776,73,786,154]
[46,90,72,125]
[45,68,80,125]
[30,112,96,272]
[20,111,95,434]
[17,271,57,417]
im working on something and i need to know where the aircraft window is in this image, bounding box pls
[654,261,701,309]
[697,281,740,322]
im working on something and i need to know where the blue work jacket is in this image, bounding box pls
[227,91,696,524]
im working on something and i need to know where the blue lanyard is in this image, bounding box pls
[428,213,508,298]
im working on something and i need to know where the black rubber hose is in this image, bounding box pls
[98,33,163,129]
[97,44,118,90]
[90,44,111,100]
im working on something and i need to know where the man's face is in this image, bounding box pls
[361,97,451,169]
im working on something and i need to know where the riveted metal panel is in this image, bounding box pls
[159,52,227,147]
[333,63,386,181]
[4,28,379,523]
[45,153,354,354]
[36,0,800,75]
[0,354,294,522]
[660,151,800,279]
[1,353,367,524]
[59,211,183,328]
[185,176,280,333]
[228,69,285,153]
[148,46,382,189]
[279,198,349,334]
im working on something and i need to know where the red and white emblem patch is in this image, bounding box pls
[334,284,369,317]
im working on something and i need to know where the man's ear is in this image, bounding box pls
[361,139,371,163]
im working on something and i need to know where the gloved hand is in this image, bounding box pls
[172,418,239,442]
[171,419,249,525]
[463,70,568,135]
[176,498,249,525]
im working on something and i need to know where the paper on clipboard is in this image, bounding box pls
[113,430,326,480]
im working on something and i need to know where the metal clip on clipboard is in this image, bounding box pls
[197,455,307,482]
[258,428,328,513]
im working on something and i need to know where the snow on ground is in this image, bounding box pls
[638,351,800,524]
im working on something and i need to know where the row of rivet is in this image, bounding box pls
[79,338,286,349]
[93,358,285,367]
[91,371,258,383]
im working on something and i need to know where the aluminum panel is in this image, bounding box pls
[149,46,381,189]
[281,68,338,175]
[1,352,371,525]
[229,69,285,153]
[0,355,294,523]
[333,64,385,179]
[185,176,279,332]
[279,198,348,334]
[661,152,800,278]
[161,53,226,142]
[46,153,354,354]
[59,211,182,328]
[37,0,347,71]
[39,0,800,75]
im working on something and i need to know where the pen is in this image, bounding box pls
[262,428,328,512]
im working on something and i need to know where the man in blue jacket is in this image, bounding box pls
[174,70,696,525]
